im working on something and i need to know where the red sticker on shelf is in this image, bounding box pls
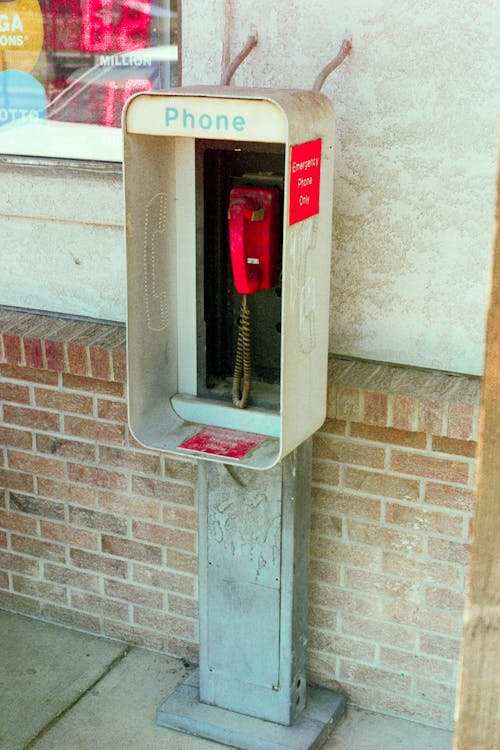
[289,139,322,225]
[178,427,267,459]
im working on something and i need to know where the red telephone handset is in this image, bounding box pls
[228,186,280,294]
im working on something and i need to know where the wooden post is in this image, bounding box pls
[453,174,500,749]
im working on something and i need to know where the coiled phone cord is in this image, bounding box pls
[232,295,252,408]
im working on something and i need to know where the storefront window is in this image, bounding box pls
[0,0,178,160]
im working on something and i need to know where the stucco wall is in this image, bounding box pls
[182,0,498,376]
[0,0,497,375]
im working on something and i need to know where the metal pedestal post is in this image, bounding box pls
[157,439,346,749]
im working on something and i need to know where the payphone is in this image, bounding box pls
[124,88,345,750]
[124,87,334,470]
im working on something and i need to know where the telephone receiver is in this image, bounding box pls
[228,186,280,295]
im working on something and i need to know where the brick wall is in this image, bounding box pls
[0,309,479,729]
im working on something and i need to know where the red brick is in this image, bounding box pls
[382,551,463,589]
[44,339,65,372]
[0,364,58,385]
[64,415,125,445]
[0,549,40,575]
[165,549,199,575]
[3,404,60,432]
[44,562,101,593]
[0,381,30,404]
[133,605,196,640]
[37,478,97,507]
[168,593,198,619]
[364,391,388,426]
[9,491,65,520]
[0,590,41,617]
[344,467,419,501]
[342,613,417,651]
[0,570,8,589]
[63,373,124,396]
[161,503,198,531]
[309,630,375,663]
[66,342,89,377]
[111,349,127,382]
[8,450,65,480]
[132,520,196,553]
[425,482,473,513]
[34,388,93,415]
[42,603,100,633]
[0,426,33,450]
[0,469,34,493]
[310,582,379,618]
[0,509,37,535]
[99,445,161,475]
[12,574,67,604]
[310,512,343,539]
[40,520,99,551]
[414,676,456,706]
[313,435,385,468]
[68,463,127,491]
[311,535,380,568]
[350,423,426,449]
[163,458,198,484]
[70,548,128,578]
[344,568,420,599]
[2,333,22,364]
[392,394,419,431]
[312,460,340,487]
[309,558,341,587]
[69,506,127,535]
[11,534,66,563]
[340,660,412,693]
[167,636,199,661]
[385,502,464,538]
[383,599,462,637]
[418,399,444,436]
[432,436,476,458]
[102,620,167,651]
[97,398,128,422]
[420,633,462,660]
[36,434,96,463]
[313,486,382,522]
[390,450,469,484]
[89,346,112,381]
[317,419,347,437]
[379,646,455,681]
[132,476,195,506]
[447,402,475,440]
[133,562,196,597]
[425,585,464,611]
[427,537,470,566]
[104,578,163,609]
[102,534,162,565]
[98,490,160,522]
[0,530,5,547]
[334,387,362,421]
[71,590,129,621]
[348,520,423,555]
[24,337,44,369]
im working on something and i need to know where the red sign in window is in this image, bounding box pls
[289,139,322,225]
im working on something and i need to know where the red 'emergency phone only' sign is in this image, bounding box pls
[289,139,322,225]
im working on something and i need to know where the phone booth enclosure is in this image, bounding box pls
[124,87,335,470]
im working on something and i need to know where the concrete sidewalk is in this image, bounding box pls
[0,610,454,750]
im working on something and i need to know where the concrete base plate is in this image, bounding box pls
[157,670,347,750]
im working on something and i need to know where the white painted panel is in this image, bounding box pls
[0,218,125,321]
